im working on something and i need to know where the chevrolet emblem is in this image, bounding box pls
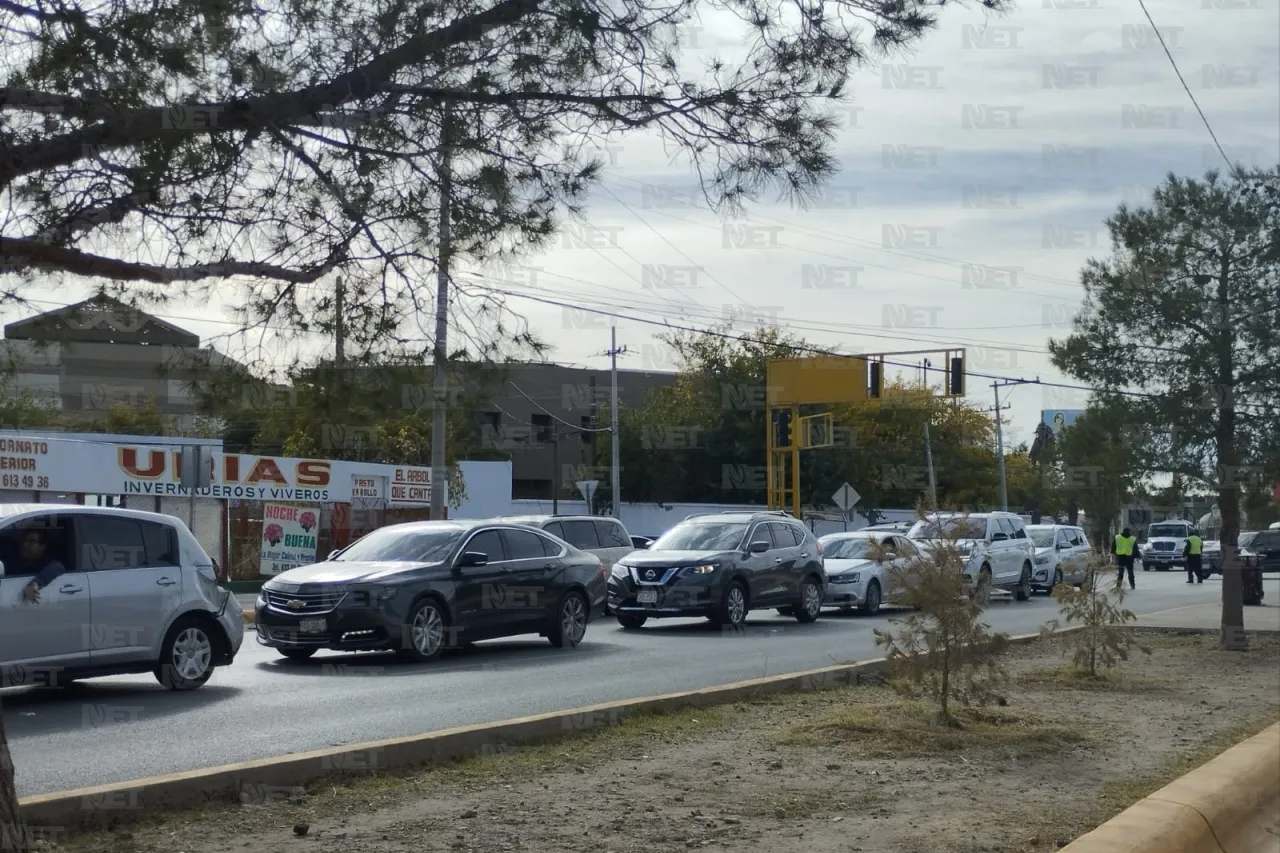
[286,600,305,611]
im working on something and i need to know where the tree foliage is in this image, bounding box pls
[1,0,1006,361]
[875,517,1009,726]
[1041,554,1149,678]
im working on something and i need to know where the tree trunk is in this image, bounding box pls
[1067,499,1079,527]
[1219,488,1247,650]
[0,700,29,853]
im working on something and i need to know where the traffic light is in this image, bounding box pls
[774,409,793,449]
[869,362,882,398]
[948,356,964,395]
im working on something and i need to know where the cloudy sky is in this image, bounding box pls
[13,0,1278,450]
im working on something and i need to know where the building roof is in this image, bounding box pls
[4,293,199,347]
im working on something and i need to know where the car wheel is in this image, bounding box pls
[970,566,993,606]
[155,616,216,691]
[860,579,882,615]
[398,598,448,663]
[616,612,648,630]
[1014,563,1032,601]
[278,646,317,661]
[711,581,748,628]
[794,577,823,623]
[548,591,589,648]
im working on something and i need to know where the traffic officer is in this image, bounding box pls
[1184,529,1204,584]
[1113,527,1138,590]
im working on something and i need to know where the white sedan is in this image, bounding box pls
[818,530,921,615]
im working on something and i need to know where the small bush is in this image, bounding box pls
[874,513,1009,727]
[1041,554,1149,678]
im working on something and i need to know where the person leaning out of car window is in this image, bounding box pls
[18,529,67,604]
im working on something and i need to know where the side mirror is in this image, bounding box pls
[883,551,897,560]
[457,551,489,568]
[991,532,1009,542]
[327,550,341,561]
[748,540,770,554]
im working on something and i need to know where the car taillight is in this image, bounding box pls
[597,559,607,577]
[816,540,824,554]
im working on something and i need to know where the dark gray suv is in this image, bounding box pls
[606,512,826,629]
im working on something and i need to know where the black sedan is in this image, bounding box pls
[254,520,606,663]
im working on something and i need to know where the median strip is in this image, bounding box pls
[22,628,1278,853]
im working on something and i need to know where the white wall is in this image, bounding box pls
[454,460,919,537]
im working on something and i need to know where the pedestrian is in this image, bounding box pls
[1184,529,1204,584]
[1113,527,1138,590]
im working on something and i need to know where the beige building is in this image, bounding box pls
[1,293,243,430]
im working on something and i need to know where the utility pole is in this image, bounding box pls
[334,276,345,366]
[429,102,453,521]
[607,327,628,518]
[551,423,560,514]
[987,378,1042,514]
[993,382,1008,512]
[924,420,938,512]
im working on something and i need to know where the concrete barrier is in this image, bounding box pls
[18,627,1072,832]
[1061,721,1280,853]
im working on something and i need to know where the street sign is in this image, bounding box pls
[832,483,860,512]
[576,480,599,505]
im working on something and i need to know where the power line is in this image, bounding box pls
[1134,0,1240,177]
[507,381,611,432]
[467,280,1156,401]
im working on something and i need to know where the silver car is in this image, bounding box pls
[0,504,243,691]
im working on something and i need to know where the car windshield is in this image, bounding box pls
[334,527,462,562]
[908,516,986,540]
[820,537,879,560]
[1239,532,1257,549]
[1149,524,1188,538]
[652,522,747,552]
[1027,528,1056,548]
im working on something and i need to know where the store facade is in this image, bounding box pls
[0,431,437,578]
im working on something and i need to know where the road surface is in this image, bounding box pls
[5,572,1275,797]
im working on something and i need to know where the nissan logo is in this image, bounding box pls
[645,569,657,580]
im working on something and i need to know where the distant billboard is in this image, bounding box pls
[1041,409,1085,436]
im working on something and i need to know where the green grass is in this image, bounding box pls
[776,700,1088,759]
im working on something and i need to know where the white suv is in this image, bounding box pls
[907,512,1037,601]
[1025,524,1092,593]
[0,504,244,691]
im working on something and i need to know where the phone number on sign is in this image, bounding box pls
[2,475,49,489]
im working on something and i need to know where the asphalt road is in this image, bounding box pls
[4,571,1271,797]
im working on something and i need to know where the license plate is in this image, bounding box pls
[299,618,327,632]
[637,590,658,604]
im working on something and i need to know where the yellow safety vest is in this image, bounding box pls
[1187,535,1202,555]
[1114,534,1136,556]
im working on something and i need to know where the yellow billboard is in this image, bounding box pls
[766,356,868,406]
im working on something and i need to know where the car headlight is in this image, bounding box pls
[611,563,630,578]
[686,564,718,575]
[347,586,397,607]
[828,573,859,584]
[1035,555,1050,565]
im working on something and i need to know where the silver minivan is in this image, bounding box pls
[0,504,244,691]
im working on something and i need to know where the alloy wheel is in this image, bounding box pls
[727,586,746,624]
[803,582,822,618]
[560,594,587,644]
[411,604,445,657]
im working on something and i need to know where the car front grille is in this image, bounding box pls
[1151,542,1175,552]
[264,588,348,614]
[630,567,682,585]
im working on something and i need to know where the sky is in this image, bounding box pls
[9,0,1279,452]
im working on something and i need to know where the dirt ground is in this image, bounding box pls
[50,629,1280,853]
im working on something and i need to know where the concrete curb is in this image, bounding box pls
[1061,721,1280,853]
[19,627,1062,831]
